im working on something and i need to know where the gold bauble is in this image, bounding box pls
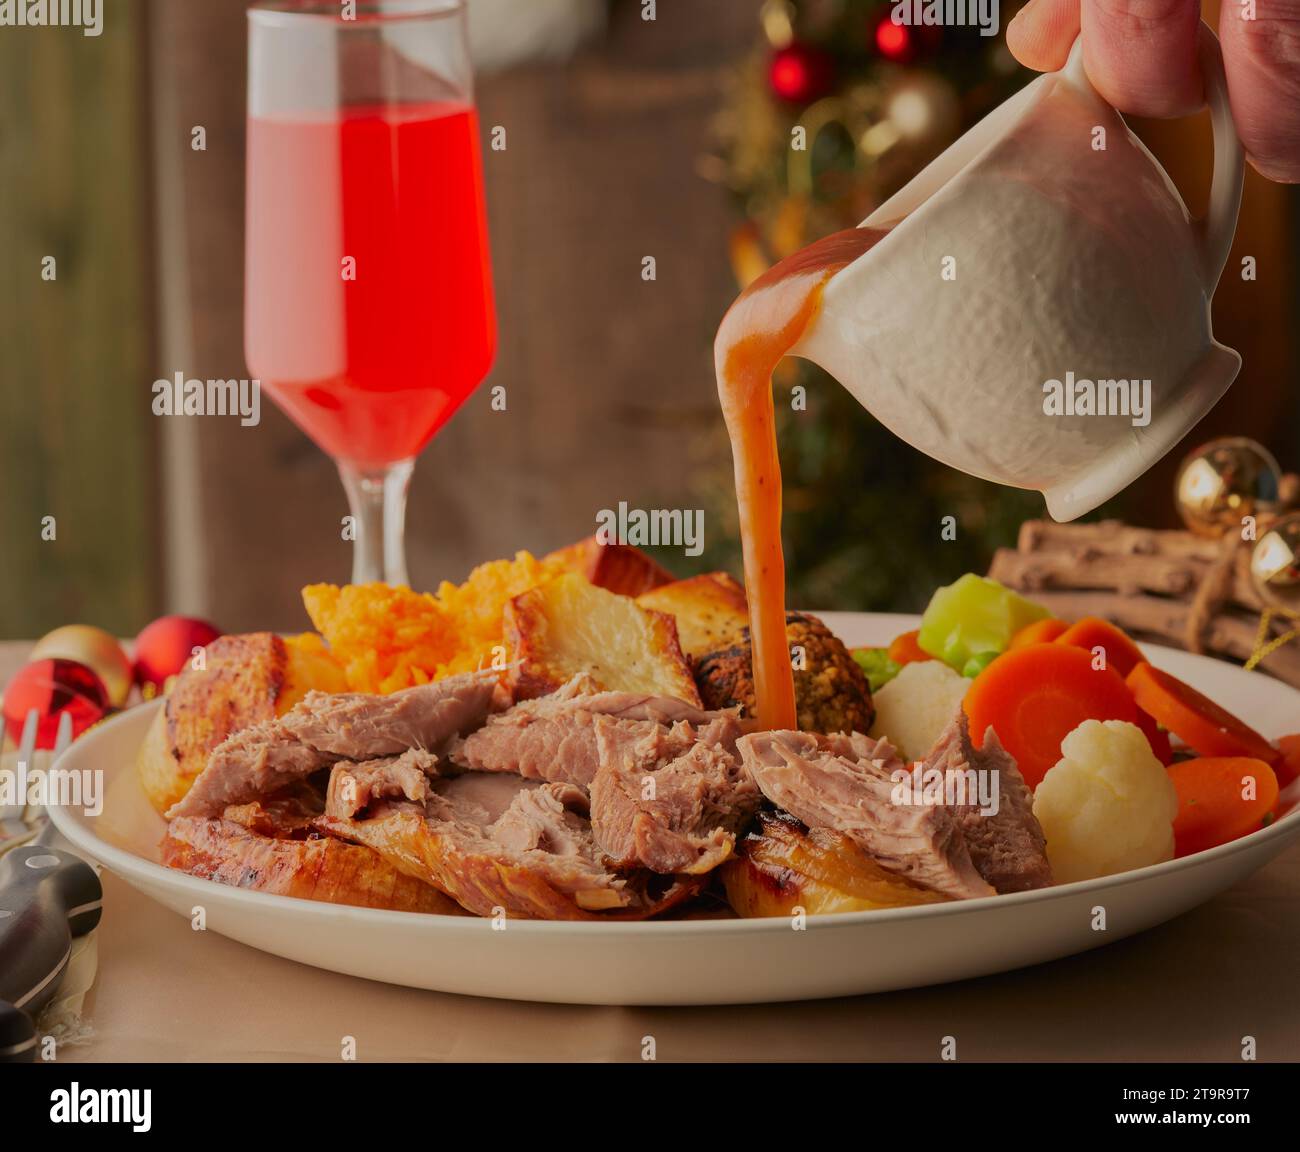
[1174,437,1281,537]
[30,624,133,708]
[1250,514,1300,615]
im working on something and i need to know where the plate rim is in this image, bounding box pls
[48,615,1300,938]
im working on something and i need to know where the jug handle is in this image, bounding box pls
[1065,24,1243,296]
[1193,24,1245,295]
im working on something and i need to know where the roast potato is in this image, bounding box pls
[137,632,346,815]
[721,811,949,916]
[694,612,874,733]
[544,535,674,597]
[504,572,701,704]
[635,572,749,660]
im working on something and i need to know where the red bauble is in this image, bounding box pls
[873,10,942,63]
[3,658,109,749]
[768,42,835,104]
[133,615,222,689]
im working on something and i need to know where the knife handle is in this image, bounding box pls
[0,1001,38,1063]
[0,846,102,1013]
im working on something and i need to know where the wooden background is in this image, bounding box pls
[1,0,1297,639]
[0,7,155,635]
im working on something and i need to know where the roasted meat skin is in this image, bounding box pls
[162,814,462,914]
[220,784,327,836]
[320,770,701,921]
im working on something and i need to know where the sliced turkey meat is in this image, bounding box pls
[167,671,495,820]
[456,673,740,786]
[922,711,1052,893]
[737,729,994,900]
[589,714,760,874]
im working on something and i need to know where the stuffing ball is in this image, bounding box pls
[694,612,874,734]
[1032,719,1178,883]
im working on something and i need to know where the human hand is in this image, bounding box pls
[1007,0,1300,181]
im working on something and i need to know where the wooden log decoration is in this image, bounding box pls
[987,517,1300,688]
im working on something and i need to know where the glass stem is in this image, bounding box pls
[338,458,414,586]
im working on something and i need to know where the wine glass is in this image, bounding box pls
[245,0,495,585]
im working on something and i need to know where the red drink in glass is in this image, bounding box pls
[246,1,491,585]
[246,101,495,466]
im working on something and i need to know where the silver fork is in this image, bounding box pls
[0,709,40,843]
[33,712,78,851]
[1,710,74,848]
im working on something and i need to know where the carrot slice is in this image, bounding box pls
[1169,757,1279,857]
[964,643,1137,790]
[1274,734,1300,789]
[1055,616,1147,678]
[1008,618,1069,650]
[1127,663,1279,764]
[887,629,932,666]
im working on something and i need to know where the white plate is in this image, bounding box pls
[50,612,1300,1006]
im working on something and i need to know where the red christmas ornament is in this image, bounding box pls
[768,42,835,104]
[3,659,109,749]
[873,10,941,63]
[134,615,223,690]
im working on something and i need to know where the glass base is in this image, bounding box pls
[338,458,414,586]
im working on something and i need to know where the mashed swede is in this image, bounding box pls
[1032,719,1178,883]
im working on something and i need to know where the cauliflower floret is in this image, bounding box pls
[868,660,968,762]
[1032,719,1178,883]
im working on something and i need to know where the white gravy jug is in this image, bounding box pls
[792,28,1244,521]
